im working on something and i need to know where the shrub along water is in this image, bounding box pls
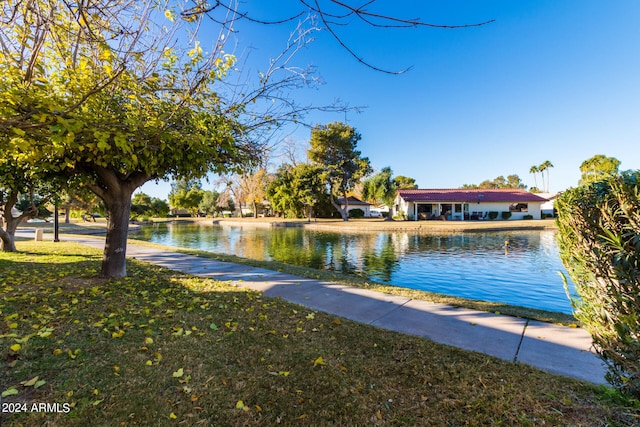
[557,171,640,398]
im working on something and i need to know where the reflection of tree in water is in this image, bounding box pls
[266,228,327,269]
[333,234,359,275]
[362,234,399,282]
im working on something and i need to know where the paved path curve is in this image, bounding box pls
[19,230,607,385]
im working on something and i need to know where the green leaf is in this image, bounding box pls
[1,387,19,397]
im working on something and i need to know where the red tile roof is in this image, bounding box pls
[397,189,548,203]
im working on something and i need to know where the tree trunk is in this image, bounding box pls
[330,193,349,221]
[100,192,133,278]
[1,189,35,252]
[0,227,17,252]
[1,214,21,252]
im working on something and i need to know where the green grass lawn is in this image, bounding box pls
[1,242,638,426]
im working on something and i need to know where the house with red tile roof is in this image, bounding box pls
[394,188,548,221]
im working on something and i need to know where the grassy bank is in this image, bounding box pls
[1,242,638,426]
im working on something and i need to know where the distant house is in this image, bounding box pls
[337,196,374,217]
[394,188,548,221]
[537,192,559,217]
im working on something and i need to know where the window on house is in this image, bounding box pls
[509,203,528,212]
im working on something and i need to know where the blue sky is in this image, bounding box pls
[140,1,640,199]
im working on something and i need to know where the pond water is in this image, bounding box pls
[129,223,576,314]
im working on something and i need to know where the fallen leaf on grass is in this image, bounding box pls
[172,368,184,378]
[1,387,19,397]
[20,376,39,387]
[111,330,125,338]
[313,356,324,367]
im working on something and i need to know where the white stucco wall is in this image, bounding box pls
[393,197,543,220]
[393,195,411,219]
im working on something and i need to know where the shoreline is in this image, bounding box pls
[210,217,558,234]
[18,216,558,237]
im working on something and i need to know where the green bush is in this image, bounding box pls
[488,211,499,220]
[501,211,512,220]
[556,172,640,398]
[393,210,406,220]
[523,214,533,220]
[348,208,365,218]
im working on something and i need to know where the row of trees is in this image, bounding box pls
[529,160,554,192]
[266,123,418,221]
[157,121,419,220]
[164,178,235,217]
[462,174,527,189]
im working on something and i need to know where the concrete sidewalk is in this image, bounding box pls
[19,230,607,385]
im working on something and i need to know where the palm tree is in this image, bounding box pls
[538,163,547,194]
[540,160,553,192]
[529,165,539,191]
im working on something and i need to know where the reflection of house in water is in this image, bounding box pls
[394,188,548,221]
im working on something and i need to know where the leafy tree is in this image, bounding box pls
[131,192,153,216]
[556,172,640,398]
[308,122,371,221]
[463,175,526,189]
[0,157,60,251]
[169,189,205,217]
[579,154,621,185]
[149,198,170,218]
[267,163,327,218]
[198,190,221,216]
[393,175,418,189]
[506,174,527,189]
[361,167,397,220]
[1,1,254,276]
[131,193,169,218]
[169,179,203,197]
[239,168,271,218]
[168,179,204,216]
